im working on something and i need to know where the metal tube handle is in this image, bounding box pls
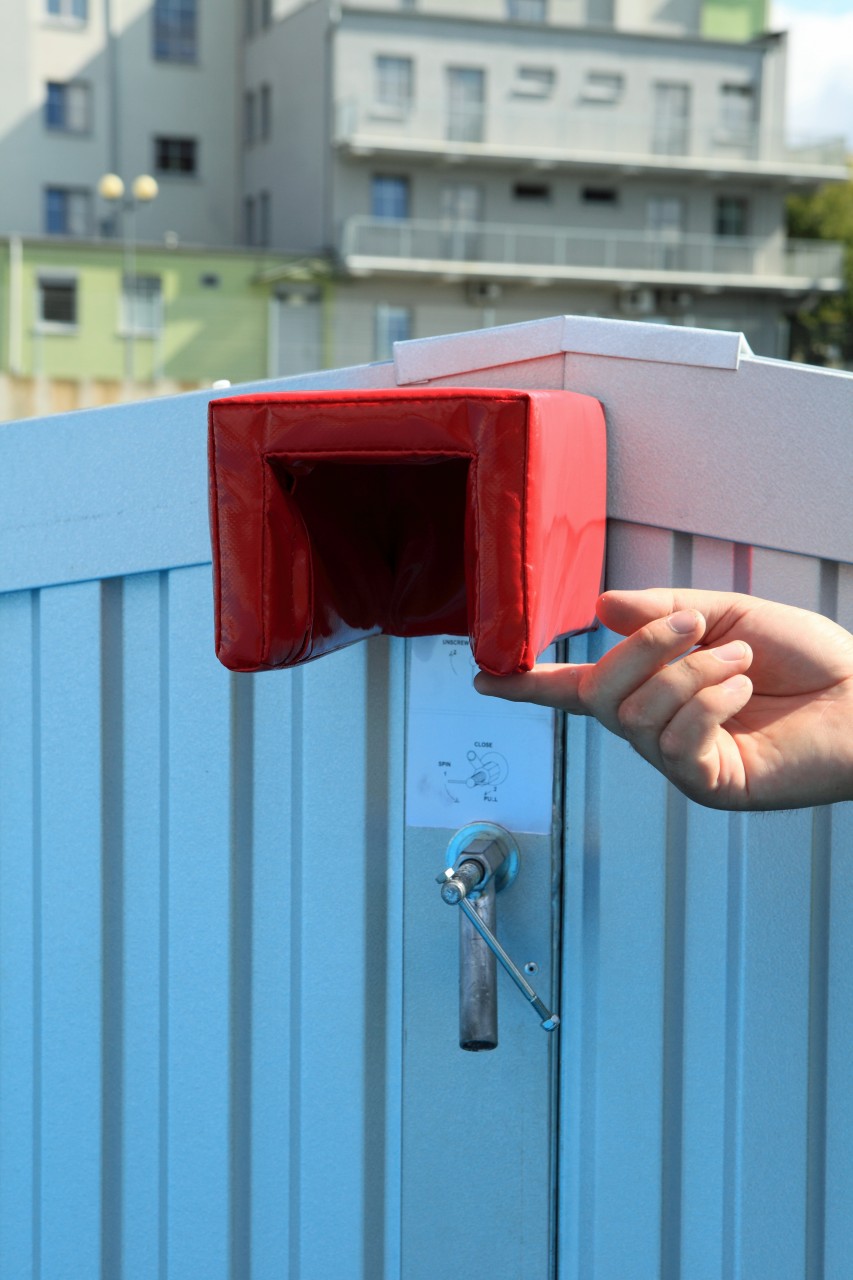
[437,857,560,1034]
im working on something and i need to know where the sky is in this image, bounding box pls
[770,0,853,151]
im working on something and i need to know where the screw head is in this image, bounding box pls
[524,961,539,975]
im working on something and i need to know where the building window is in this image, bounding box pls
[583,187,618,205]
[581,71,623,103]
[511,67,555,98]
[715,196,749,236]
[45,0,87,20]
[446,67,486,143]
[507,0,546,19]
[652,82,691,155]
[153,0,197,63]
[260,84,272,139]
[122,275,163,335]
[45,81,91,132]
[260,0,272,26]
[258,191,271,246]
[371,175,410,219]
[244,0,255,37]
[718,83,755,138]
[375,304,411,360]
[44,186,91,236]
[244,197,255,245]
[155,136,198,174]
[513,182,551,201]
[244,91,256,144]
[374,56,414,113]
[38,276,78,328]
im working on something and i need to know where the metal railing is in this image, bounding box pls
[336,98,848,169]
[341,216,845,281]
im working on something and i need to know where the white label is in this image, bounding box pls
[405,635,555,835]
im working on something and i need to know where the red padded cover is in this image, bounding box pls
[208,388,606,676]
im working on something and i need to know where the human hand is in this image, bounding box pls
[474,588,853,811]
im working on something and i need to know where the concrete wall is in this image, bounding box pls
[244,0,331,252]
[334,9,769,142]
[0,0,241,246]
[327,277,786,365]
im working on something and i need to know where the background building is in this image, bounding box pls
[0,0,846,416]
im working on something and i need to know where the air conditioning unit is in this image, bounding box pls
[467,281,503,305]
[617,287,655,317]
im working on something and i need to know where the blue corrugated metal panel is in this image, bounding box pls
[0,560,407,1279]
[0,589,37,1277]
[3,349,853,1278]
[559,520,853,1279]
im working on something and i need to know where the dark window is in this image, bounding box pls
[371,175,410,219]
[38,277,78,326]
[244,197,255,245]
[260,84,272,139]
[46,0,87,19]
[260,0,272,26]
[513,183,551,201]
[244,91,256,144]
[715,196,749,236]
[258,192,271,247]
[153,0,197,62]
[582,187,618,204]
[45,81,90,132]
[155,136,198,174]
[46,83,65,129]
[44,186,91,235]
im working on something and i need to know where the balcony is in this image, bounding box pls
[340,217,845,291]
[336,99,849,181]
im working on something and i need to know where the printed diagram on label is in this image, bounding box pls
[443,746,509,802]
[406,634,556,834]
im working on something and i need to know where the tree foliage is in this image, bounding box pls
[786,169,853,367]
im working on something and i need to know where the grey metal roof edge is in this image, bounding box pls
[393,314,752,384]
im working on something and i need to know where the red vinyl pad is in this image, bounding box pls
[208,388,606,676]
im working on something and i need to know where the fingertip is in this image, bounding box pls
[720,673,752,697]
[667,608,706,637]
[473,670,496,696]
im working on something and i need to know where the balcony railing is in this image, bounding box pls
[341,217,845,284]
[336,99,848,171]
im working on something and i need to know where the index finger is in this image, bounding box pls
[473,662,594,713]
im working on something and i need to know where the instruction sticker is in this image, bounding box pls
[405,635,556,835]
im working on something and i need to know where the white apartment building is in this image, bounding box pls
[1,0,846,377]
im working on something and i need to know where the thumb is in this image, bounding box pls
[597,588,742,638]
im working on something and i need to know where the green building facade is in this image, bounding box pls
[701,0,768,42]
[0,237,331,419]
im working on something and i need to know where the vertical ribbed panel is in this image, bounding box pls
[2,365,852,1278]
[0,568,406,1280]
[559,521,853,1279]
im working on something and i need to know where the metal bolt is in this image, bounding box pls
[524,961,539,975]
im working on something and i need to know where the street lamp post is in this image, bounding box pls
[98,173,159,384]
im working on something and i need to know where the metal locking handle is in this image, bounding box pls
[437,823,560,1051]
